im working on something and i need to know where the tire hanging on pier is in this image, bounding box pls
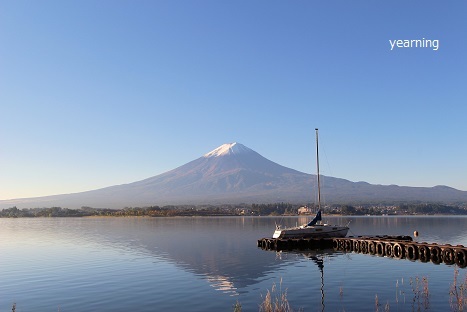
[418,245,430,263]
[368,241,377,255]
[376,242,385,256]
[332,239,339,250]
[393,243,404,259]
[443,248,455,265]
[344,240,352,252]
[338,239,345,250]
[353,240,360,253]
[406,244,419,261]
[360,240,368,254]
[430,246,442,264]
[385,243,394,258]
[455,248,467,268]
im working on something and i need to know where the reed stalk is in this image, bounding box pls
[259,279,295,312]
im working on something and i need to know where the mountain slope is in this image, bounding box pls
[1,143,466,209]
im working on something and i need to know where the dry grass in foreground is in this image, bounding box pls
[234,269,467,312]
[233,278,300,312]
[258,279,297,312]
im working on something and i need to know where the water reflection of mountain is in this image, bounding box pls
[123,217,296,294]
[72,217,307,294]
[22,216,467,295]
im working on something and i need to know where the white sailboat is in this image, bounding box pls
[272,128,349,239]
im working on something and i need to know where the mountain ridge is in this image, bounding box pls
[1,143,466,209]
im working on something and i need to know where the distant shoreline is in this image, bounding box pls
[1,202,466,218]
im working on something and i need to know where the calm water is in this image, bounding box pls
[1,216,467,311]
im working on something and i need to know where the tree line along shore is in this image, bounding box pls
[1,202,467,218]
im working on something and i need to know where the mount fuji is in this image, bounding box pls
[1,143,466,209]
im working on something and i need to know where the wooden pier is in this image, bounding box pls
[257,235,467,268]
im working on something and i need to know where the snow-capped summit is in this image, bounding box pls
[203,142,252,158]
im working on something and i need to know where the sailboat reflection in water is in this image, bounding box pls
[309,254,326,312]
[273,129,349,239]
[275,249,338,312]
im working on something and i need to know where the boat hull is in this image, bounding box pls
[273,225,348,239]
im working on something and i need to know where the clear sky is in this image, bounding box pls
[1,1,466,200]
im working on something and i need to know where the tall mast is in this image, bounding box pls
[315,128,321,211]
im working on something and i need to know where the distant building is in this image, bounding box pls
[239,209,251,215]
[298,206,313,215]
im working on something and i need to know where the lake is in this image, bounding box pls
[1,216,467,311]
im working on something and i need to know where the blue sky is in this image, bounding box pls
[1,1,466,200]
